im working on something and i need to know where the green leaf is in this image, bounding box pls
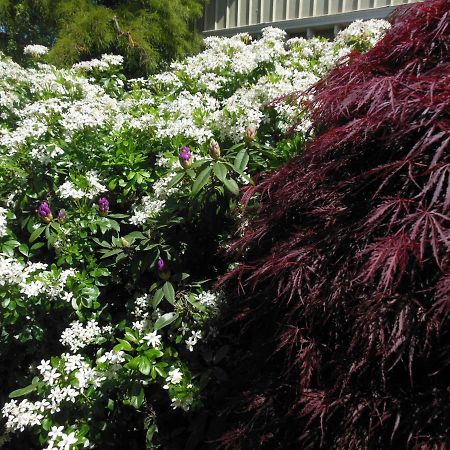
[145,348,164,360]
[116,338,133,351]
[130,387,145,409]
[167,172,185,189]
[191,166,212,195]
[100,249,123,259]
[138,356,151,376]
[234,149,249,172]
[18,243,29,257]
[49,222,60,231]
[162,282,175,305]
[146,423,158,446]
[108,213,129,219]
[92,238,111,248]
[223,177,240,196]
[29,226,46,243]
[213,161,228,182]
[42,418,52,431]
[154,312,179,330]
[126,356,141,370]
[108,219,121,232]
[108,179,117,190]
[30,242,45,251]
[125,328,138,343]
[4,240,20,248]
[124,231,146,240]
[9,383,37,398]
[151,289,164,308]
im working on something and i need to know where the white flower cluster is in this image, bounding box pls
[24,45,49,57]
[185,330,202,352]
[58,171,106,200]
[163,368,183,389]
[3,353,105,434]
[2,399,45,431]
[196,290,221,311]
[170,394,194,412]
[45,425,88,450]
[130,169,177,225]
[97,350,125,366]
[0,256,76,303]
[0,207,8,237]
[30,144,64,164]
[72,54,124,72]
[131,294,152,332]
[127,22,389,144]
[151,91,219,144]
[336,19,391,48]
[60,320,103,352]
[60,92,122,138]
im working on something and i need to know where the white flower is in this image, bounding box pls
[37,359,52,375]
[58,181,85,199]
[197,291,219,308]
[60,320,102,352]
[42,368,61,386]
[0,207,8,237]
[24,45,49,57]
[97,350,125,366]
[58,431,78,450]
[73,54,123,72]
[163,368,183,389]
[185,330,202,351]
[142,331,162,348]
[2,399,44,431]
[48,425,65,442]
[58,172,106,200]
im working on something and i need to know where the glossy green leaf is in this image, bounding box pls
[191,166,212,195]
[138,356,151,376]
[234,149,249,172]
[152,288,164,308]
[29,226,46,243]
[154,312,179,330]
[167,172,185,189]
[213,161,227,182]
[162,282,175,305]
[9,383,37,398]
[223,177,240,196]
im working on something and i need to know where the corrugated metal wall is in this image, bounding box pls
[204,0,418,31]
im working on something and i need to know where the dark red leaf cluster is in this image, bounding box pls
[209,1,450,448]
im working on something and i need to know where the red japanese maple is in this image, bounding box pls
[213,1,450,448]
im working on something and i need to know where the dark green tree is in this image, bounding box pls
[0,0,207,76]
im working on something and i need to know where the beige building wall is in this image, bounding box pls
[203,0,420,36]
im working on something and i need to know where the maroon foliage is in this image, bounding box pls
[210,1,450,448]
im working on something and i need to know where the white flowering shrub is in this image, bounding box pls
[0,20,389,449]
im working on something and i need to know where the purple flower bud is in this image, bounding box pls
[57,209,67,224]
[179,146,193,169]
[179,146,192,161]
[209,139,221,160]
[37,201,53,223]
[157,258,165,271]
[37,201,51,217]
[157,258,171,280]
[98,197,109,216]
[244,126,257,143]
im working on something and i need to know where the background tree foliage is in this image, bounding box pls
[0,0,207,76]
